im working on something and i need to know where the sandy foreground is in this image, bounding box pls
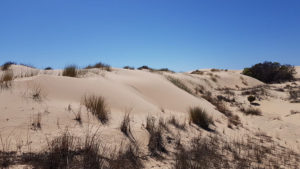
[0,65,299,168]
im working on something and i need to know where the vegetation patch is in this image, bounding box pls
[83,95,109,124]
[62,65,78,77]
[242,61,296,83]
[189,107,213,130]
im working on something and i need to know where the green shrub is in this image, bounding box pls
[189,107,213,130]
[123,66,135,70]
[62,65,77,77]
[242,61,296,83]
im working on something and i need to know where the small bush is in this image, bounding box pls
[85,62,111,71]
[31,113,42,130]
[168,116,185,130]
[157,68,174,73]
[62,65,77,77]
[247,95,256,103]
[191,70,204,75]
[240,107,262,116]
[189,107,213,130]
[1,62,15,71]
[0,71,13,89]
[123,66,135,70]
[137,65,152,70]
[44,67,53,70]
[242,61,296,83]
[145,116,167,157]
[83,95,109,124]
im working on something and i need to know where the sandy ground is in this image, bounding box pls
[0,65,299,168]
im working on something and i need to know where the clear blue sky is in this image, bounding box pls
[0,0,299,71]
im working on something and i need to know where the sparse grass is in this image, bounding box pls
[166,76,193,95]
[1,62,15,71]
[31,84,43,102]
[145,116,167,157]
[109,144,143,169]
[0,70,13,89]
[189,107,213,130]
[157,68,174,73]
[168,116,185,130]
[202,91,232,117]
[83,95,109,124]
[123,66,135,70]
[120,113,135,142]
[85,62,111,71]
[191,70,204,75]
[240,107,262,116]
[228,115,241,128]
[31,113,42,130]
[62,65,78,77]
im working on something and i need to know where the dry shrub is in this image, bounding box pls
[202,91,232,117]
[62,65,77,77]
[123,66,135,70]
[228,115,241,128]
[0,70,13,89]
[168,116,185,130]
[146,116,167,157]
[1,62,15,71]
[120,113,135,142]
[191,70,204,75]
[240,107,262,116]
[189,107,213,130]
[83,95,109,124]
[137,65,152,70]
[85,62,111,71]
[109,144,143,169]
[44,67,53,70]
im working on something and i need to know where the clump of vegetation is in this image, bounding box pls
[137,65,153,70]
[166,76,193,95]
[44,67,53,70]
[168,116,186,130]
[120,113,135,142]
[240,107,262,116]
[157,68,174,73]
[145,116,167,157]
[242,61,296,83]
[31,113,42,130]
[189,107,213,130]
[289,89,300,102]
[0,70,13,89]
[123,66,135,70]
[62,65,78,77]
[1,62,16,71]
[202,91,233,117]
[83,95,109,124]
[85,62,111,71]
[191,70,204,75]
[247,95,256,104]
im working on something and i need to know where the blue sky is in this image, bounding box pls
[0,0,299,71]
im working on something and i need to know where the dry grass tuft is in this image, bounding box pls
[0,70,13,89]
[83,95,109,124]
[168,116,186,130]
[146,116,167,157]
[120,113,135,142]
[240,107,262,116]
[189,107,213,130]
[85,62,112,71]
[62,65,78,77]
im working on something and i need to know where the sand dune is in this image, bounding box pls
[0,65,299,168]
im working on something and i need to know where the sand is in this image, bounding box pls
[0,65,299,168]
